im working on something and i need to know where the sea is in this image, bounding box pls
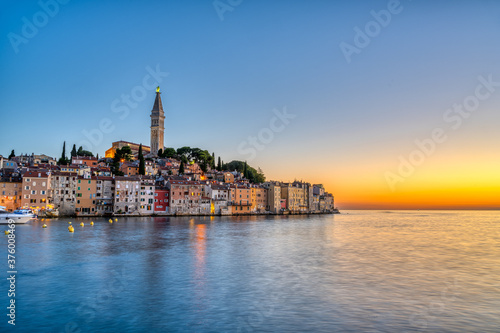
[1,210,499,332]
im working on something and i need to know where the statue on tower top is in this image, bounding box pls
[156,86,160,92]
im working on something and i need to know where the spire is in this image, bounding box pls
[152,86,163,113]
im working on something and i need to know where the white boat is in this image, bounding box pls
[13,209,37,219]
[0,207,32,224]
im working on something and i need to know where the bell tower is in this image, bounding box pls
[150,86,165,156]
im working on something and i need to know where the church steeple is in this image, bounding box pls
[150,86,165,156]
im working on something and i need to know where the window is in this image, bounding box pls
[41,191,46,195]
[78,179,81,184]
[42,182,46,186]
[77,187,80,190]
[26,178,30,182]
[25,186,29,190]
[30,199,36,203]
[31,190,36,195]
[33,182,36,186]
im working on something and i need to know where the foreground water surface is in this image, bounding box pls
[1,210,499,332]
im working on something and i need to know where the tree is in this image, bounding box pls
[179,160,185,174]
[223,160,265,183]
[58,142,68,165]
[158,148,163,157]
[217,156,222,171]
[8,150,15,160]
[138,144,145,175]
[71,144,77,157]
[243,161,248,179]
[120,146,133,161]
[96,153,99,160]
[211,152,215,169]
[163,148,176,158]
[176,146,191,160]
[76,146,93,157]
[111,148,124,176]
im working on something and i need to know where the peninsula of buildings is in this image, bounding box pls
[0,88,336,217]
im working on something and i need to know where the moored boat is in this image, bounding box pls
[0,207,32,224]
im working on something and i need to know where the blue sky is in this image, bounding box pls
[1,0,500,207]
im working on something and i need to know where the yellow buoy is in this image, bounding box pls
[80,222,84,227]
[5,230,10,235]
[68,226,74,232]
[115,218,118,222]
[90,221,94,226]
[109,219,113,223]
[68,221,72,224]
[42,224,47,228]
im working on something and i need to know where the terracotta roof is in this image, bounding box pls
[23,171,49,178]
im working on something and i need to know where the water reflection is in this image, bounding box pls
[1,211,499,332]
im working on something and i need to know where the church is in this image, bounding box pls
[105,87,165,159]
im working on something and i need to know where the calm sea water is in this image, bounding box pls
[1,211,499,332]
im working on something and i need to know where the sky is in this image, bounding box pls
[1,0,500,209]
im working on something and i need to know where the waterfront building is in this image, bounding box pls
[205,183,230,214]
[154,185,170,213]
[150,87,165,156]
[50,172,77,215]
[229,184,252,214]
[75,177,97,215]
[251,186,267,213]
[168,180,204,214]
[21,170,51,209]
[114,176,141,214]
[0,176,22,211]
[323,193,335,212]
[139,176,155,215]
[95,176,114,215]
[263,181,282,214]
[280,182,308,213]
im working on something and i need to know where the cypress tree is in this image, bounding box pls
[179,160,185,174]
[217,156,221,171]
[138,144,145,175]
[8,149,15,160]
[58,142,67,165]
[71,144,77,157]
